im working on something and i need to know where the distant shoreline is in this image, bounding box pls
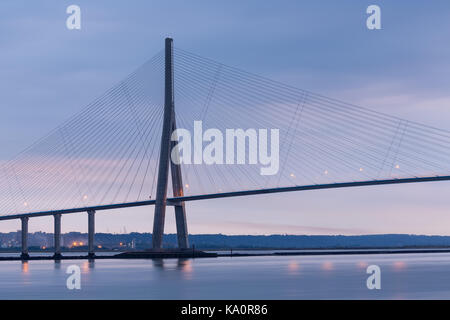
[4,233,450,252]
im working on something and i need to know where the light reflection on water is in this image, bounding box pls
[356,261,369,269]
[393,261,407,271]
[1,253,450,299]
[287,261,300,275]
[321,261,334,271]
[21,261,29,274]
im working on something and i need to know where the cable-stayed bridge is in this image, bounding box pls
[2,38,450,259]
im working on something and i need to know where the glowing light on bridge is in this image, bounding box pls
[71,241,84,247]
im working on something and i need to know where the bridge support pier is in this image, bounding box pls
[53,214,62,259]
[20,217,29,260]
[171,117,189,249]
[88,210,95,258]
[173,203,189,249]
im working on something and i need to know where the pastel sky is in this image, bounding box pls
[1,0,450,235]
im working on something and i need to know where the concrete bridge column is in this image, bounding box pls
[152,38,175,249]
[88,210,95,258]
[53,214,62,259]
[170,114,189,249]
[20,217,29,260]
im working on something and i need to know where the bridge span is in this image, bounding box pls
[3,175,450,259]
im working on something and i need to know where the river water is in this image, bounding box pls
[1,252,450,299]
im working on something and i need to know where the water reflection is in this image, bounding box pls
[356,261,369,269]
[54,260,61,270]
[152,258,165,269]
[20,261,32,286]
[287,261,300,275]
[393,261,407,271]
[3,254,450,299]
[151,258,194,280]
[321,261,334,271]
[21,261,29,274]
[82,260,95,273]
[179,259,193,280]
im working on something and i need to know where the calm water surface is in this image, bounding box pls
[1,253,450,299]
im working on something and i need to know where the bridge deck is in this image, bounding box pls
[0,175,449,221]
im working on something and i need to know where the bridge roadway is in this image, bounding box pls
[1,175,449,259]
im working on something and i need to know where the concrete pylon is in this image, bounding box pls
[88,210,95,258]
[53,214,62,259]
[20,217,29,260]
[152,38,189,249]
[170,114,189,249]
